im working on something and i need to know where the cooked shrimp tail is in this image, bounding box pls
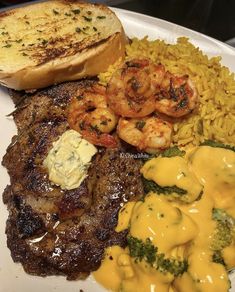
[68,83,118,148]
[117,116,173,153]
[107,58,160,118]
[155,72,198,118]
[79,127,118,148]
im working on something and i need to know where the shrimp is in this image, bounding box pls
[68,83,118,148]
[155,72,198,118]
[117,116,173,153]
[107,59,165,118]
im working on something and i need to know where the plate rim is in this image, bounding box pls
[0,5,235,292]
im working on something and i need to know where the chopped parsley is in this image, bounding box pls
[15,39,23,43]
[2,44,11,48]
[136,120,146,130]
[127,236,188,276]
[100,120,108,126]
[53,9,59,15]
[41,39,48,45]
[97,15,106,19]
[83,16,92,22]
[71,9,81,15]
[76,94,84,100]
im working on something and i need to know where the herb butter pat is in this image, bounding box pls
[43,129,97,190]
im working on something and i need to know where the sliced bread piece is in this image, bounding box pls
[0,0,126,90]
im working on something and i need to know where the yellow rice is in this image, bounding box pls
[99,37,235,148]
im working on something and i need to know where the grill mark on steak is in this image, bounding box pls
[17,205,46,238]
[2,80,144,280]
[8,79,96,132]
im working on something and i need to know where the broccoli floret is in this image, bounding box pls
[211,221,233,251]
[200,140,235,152]
[142,177,203,203]
[212,208,235,225]
[127,236,188,276]
[212,250,226,266]
[142,177,187,196]
[128,236,157,265]
[211,208,235,265]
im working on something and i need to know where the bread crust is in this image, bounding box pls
[0,31,126,90]
[0,1,126,90]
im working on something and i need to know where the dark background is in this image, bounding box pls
[0,0,235,43]
[116,0,235,43]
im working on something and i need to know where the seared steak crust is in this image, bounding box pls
[2,80,144,280]
[8,80,96,132]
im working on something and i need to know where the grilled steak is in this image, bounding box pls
[2,80,144,280]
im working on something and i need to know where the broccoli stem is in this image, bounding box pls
[127,236,188,276]
[211,208,235,266]
[142,177,187,196]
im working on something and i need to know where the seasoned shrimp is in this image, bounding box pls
[117,116,172,153]
[68,83,118,148]
[155,72,198,118]
[107,59,165,118]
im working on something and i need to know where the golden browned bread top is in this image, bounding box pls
[0,0,124,71]
[0,0,126,90]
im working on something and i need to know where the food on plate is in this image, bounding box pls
[0,0,126,90]
[1,4,235,291]
[154,72,198,118]
[94,145,235,292]
[117,117,172,153]
[2,80,144,280]
[68,83,118,148]
[107,59,160,118]
[43,129,97,190]
[107,58,198,118]
[100,37,235,148]
[141,155,203,203]
[85,57,198,152]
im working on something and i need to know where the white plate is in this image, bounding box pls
[0,7,235,292]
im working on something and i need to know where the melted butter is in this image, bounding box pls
[43,129,97,190]
[94,146,235,292]
[141,156,203,202]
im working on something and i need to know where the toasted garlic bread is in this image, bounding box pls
[0,0,126,90]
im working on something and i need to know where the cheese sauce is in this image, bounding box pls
[141,156,203,203]
[43,129,97,190]
[93,146,235,292]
